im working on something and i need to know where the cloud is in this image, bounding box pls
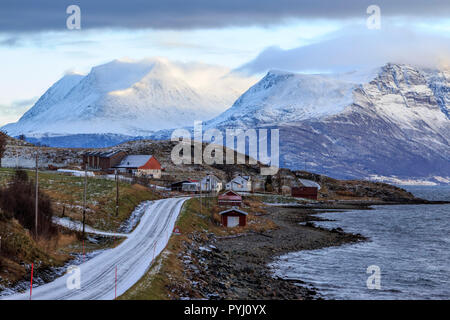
[0,98,37,126]
[0,0,449,32]
[0,36,22,46]
[238,27,450,74]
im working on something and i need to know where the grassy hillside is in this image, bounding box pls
[0,168,160,231]
[0,167,160,293]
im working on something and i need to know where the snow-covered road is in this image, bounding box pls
[2,197,188,300]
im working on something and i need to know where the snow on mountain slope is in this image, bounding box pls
[2,58,255,137]
[207,64,449,130]
[204,63,450,181]
[18,73,84,122]
[205,70,356,128]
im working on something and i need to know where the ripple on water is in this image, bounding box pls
[270,186,450,300]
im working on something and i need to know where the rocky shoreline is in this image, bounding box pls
[171,204,369,299]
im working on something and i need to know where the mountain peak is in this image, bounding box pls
[2,58,254,137]
[207,63,450,130]
[266,69,294,76]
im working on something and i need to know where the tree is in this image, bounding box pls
[265,175,273,193]
[18,134,26,141]
[0,131,8,168]
[276,171,282,194]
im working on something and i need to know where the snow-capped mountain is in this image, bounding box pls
[4,58,448,182]
[205,63,450,182]
[2,58,255,139]
[205,70,357,128]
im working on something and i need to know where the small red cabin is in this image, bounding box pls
[291,187,318,200]
[218,190,242,207]
[219,208,247,228]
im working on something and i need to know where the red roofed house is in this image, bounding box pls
[219,208,248,228]
[115,155,162,178]
[218,190,242,207]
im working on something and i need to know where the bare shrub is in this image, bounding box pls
[0,169,56,238]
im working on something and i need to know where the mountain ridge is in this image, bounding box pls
[2,58,255,137]
[2,61,448,183]
[203,63,449,182]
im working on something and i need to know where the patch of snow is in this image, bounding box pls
[299,179,321,190]
[53,217,128,237]
[57,169,95,177]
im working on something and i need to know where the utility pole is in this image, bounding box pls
[35,149,38,237]
[200,184,202,214]
[115,169,119,217]
[208,176,211,210]
[82,163,87,238]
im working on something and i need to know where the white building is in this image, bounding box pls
[226,175,252,192]
[200,175,223,193]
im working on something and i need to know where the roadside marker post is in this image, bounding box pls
[30,263,34,300]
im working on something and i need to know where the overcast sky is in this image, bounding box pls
[0,0,449,125]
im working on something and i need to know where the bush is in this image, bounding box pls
[0,169,56,238]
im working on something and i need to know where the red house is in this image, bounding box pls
[218,190,242,207]
[115,155,162,178]
[219,208,247,228]
[291,187,318,200]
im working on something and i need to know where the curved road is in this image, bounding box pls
[3,197,188,300]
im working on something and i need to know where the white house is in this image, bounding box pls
[200,175,222,193]
[226,175,252,192]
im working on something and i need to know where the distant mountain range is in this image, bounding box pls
[205,63,449,183]
[2,59,449,183]
[2,57,255,138]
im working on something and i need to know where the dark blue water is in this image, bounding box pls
[270,186,450,299]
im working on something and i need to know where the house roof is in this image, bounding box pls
[218,190,242,200]
[230,175,250,183]
[218,208,248,216]
[115,155,153,168]
[202,174,220,181]
[182,182,199,186]
[171,180,191,186]
[84,150,124,158]
[299,179,321,190]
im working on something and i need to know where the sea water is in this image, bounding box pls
[270,186,450,299]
